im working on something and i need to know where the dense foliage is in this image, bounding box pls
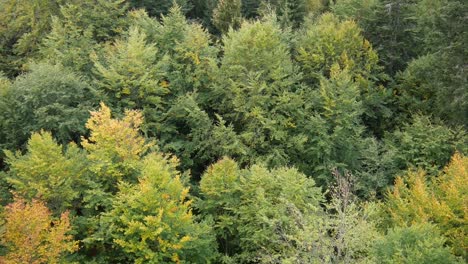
[0,0,466,262]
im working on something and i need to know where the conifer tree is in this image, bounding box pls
[39,0,128,76]
[212,0,242,34]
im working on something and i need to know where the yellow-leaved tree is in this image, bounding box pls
[0,196,78,263]
[385,152,467,258]
[81,102,154,181]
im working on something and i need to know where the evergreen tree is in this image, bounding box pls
[212,0,242,34]
[92,26,163,112]
[215,16,305,167]
[384,115,467,176]
[39,0,128,76]
[128,0,191,18]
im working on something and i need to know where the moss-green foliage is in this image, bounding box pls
[92,26,162,112]
[0,63,97,152]
[384,115,467,176]
[212,0,242,34]
[0,0,62,77]
[39,0,128,76]
[214,16,305,168]
[0,0,466,262]
[373,224,461,264]
[198,158,326,263]
[128,0,191,18]
[295,13,380,86]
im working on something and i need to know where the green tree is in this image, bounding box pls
[383,115,467,176]
[295,13,380,86]
[395,53,467,127]
[4,132,86,213]
[295,12,392,136]
[198,158,326,263]
[0,0,62,77]
[92,26,163,112]
[263,0,309,28]
[0,63,97,152]
[39,0,128,75]
[300,66,385,190]
[373,224,460,264]
[214,16,305,168]
[128,0,191,17]
[212,0,242,34]
[107,153,217,263]
[128,7,243,176]
[331,0,421,75]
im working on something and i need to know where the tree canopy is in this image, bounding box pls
[0,1,466,262]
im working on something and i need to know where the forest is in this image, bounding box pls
[0,0,466,263]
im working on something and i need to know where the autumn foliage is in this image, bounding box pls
[0,196,78,264]
[385,153,467,257]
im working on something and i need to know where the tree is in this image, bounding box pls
[214,16,306,168]
[295,13,380,86]
[92,26,163,112]
[295,12,392,137]
[81,102,154,182]
[395,53,467,127]
[384,115,467,176]
[0,0,62,77]
[212,0,242,34]
[128,7,244,177]
[299,66,387,191]
[373,224,460,264]
[384,153,468,258]
[324,169,381,263]
[0,63,98,152]
[4,132,86,213]
[264,0,309,28]
[197,158,326,262]
[331,0,421,75]
[0,196,78,263]
[106,153,217,263]
[128,0,191,18]
[39,0,128,76]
